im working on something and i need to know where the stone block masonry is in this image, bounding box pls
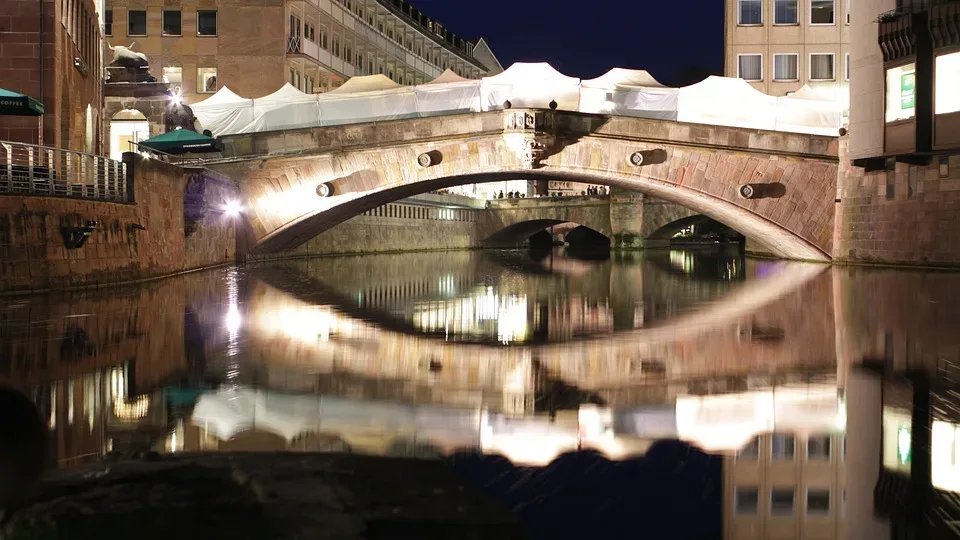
[0,154,238,293]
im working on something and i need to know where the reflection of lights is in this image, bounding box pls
[113,394,150,421]
[225,304,242,334]
[225,268,241,377]
[669,250,695,274]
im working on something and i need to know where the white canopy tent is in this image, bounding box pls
[774,84,846,136]
[579,68,678,120]
[677,76,778,131]
[190,87,256,135]
[480,62,581,111]
[316,74,419,125]
[414,69,482,117]
[248,83,322,132]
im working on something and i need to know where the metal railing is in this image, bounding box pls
[0,140,128,202]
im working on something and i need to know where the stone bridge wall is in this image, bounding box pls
[0,154,238,293]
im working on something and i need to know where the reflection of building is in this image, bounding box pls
[0,0,104,151]
[724,431,845,539]
[724,0,850,98]
[102,0,502,106]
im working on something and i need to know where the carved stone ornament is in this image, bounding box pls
[629,152,644,166]
[417,152,434,167]
[502,110,556,170]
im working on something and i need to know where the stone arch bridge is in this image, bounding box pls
[205,109,839,261]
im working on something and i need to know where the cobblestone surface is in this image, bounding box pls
[5,453,524,540]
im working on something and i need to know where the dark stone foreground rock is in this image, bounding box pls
[5,453,525,540]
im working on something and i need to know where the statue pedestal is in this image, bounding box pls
[106,65,156,84]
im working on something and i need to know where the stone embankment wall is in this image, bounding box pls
[0,154,238,293]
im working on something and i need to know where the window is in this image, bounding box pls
[772,434,795,460]
[845,53,851,81]
[333,36,340,57]
[320,29,328,49]
[103,9,113,35]
[886,63,916,122]
[775,0,798,24]
[738,437,760,460]
[810,53,836,81]
[738,54,762,81]
[886,160,896,199]
[940,156,951,178]
[846,0,851,24]
[935,52,960,115]
[738,0,762,24]
[197,10,217,36]
[162,66,182,84]
[162,10,181,36]
[908,166,918,200]
[774,54,799,81]
[771,488,795,515]
[127,10,146,36]
[811,0,835,24]
[807,489,831,515]
[197,67,217,93]
[807,435,831,460]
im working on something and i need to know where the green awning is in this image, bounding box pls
[0,88,45,116]
[139,128,222,155]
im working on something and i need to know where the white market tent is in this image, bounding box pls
[579,68,678,120]
[677,75,778,131]
[189,62,846,138]
[480,62,581,111]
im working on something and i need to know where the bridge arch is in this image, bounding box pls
[211,110,837,261]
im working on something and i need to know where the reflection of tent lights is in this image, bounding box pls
[113,395,150,421]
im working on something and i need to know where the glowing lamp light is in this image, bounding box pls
[169,92,183,106]
[224,200,244,217]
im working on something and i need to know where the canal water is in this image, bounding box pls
[3,247,960,536]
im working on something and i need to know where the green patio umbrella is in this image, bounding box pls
[138,128,222,154]
[0,88,45,116]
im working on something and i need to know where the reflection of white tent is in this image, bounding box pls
[677,76,778,131]
[415,69,482,117]
[481,62,581,111]
[190,87,256,136]
[774,84,845,136]
[317,74,418,125]
[580,68,678,119]
[249,83,322,132]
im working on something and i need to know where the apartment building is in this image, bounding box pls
[724,432,846,539]
[724,0,851,97]
[0,0,105,151]
[101,0,503,105]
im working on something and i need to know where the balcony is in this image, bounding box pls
[0,141,129,202]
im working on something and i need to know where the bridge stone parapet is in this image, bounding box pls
[208,109,839,261]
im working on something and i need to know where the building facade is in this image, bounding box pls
[724,0,851,98]
[101,0,502,106]
[0,0,104,152]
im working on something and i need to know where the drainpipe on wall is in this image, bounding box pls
[38,0,44,146]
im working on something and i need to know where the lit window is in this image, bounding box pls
[774,53,799,81]
[739,0,762,24]
[197,67,218,93]
[806,489,830,515]
[811,0,835,24]
[935,51,960,115]
[197,10,217,36]
[738,54,762,81]
[775,0,798,24]
[810,53,836,81]
[162,10,181,36]
[162,66,182,84]
[886,62,916,122]
[737,436,760,460]
[771,488,795,515]
[772,433,795,460]
[807,435,831,460]
[736,487,759,514]
[127,10,146,36]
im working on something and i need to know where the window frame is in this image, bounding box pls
[127,9,147,37]
[809,52,837,81]
[737,53,763,82]
[805,488,831,516]
[162,65,182,85]
[197,66,218,94]
[806,434,832,460]
[197,10,218,37]
[773,53,800,82]
[738,0,763,26]
[845,52,851,81]
[810,0,836,26]
[162,9,182,37]
[103,8,113,36]
[770,488,796,516]
[774,0,799,25]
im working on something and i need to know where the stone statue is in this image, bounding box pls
[105,42,156,83]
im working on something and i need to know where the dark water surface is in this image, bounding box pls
[3,247,960,538]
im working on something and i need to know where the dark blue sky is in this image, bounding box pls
[406,0,724,86]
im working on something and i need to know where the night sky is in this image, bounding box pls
[405,0,724,87]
